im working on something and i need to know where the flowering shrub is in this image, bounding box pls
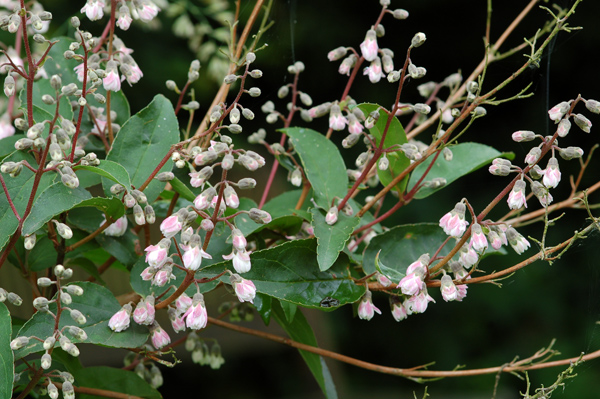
[1,0,599,398]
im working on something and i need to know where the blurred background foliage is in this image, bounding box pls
[3,0,600,397]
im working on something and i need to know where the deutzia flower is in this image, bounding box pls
[359,29,378,62]
[507,179,527,210]
[81,0,106,21]
[357,291,381,320]
[439,202,469,237]
[108,304,132,332]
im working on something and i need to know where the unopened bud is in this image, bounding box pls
[248,87,261,97]
[155,172,174,182]
[237,178,256,189]
[144,205,155,224]
[574,113,592,133]
[411,32,426,48]
[392,9,409,19]
[278,85,289,98]
[70,309,87,324]
[585,99,600,114]
[55,222,73,240]
[133,204,145,225]
[224,74,238,84]
[248,208,272,224]
[66,285,83,296]
[559,146,584,160]
[249,69,263,78]
[124,193,136,208]
[7,292,22,306]
[110,184,125,195]
[413,103,431,115]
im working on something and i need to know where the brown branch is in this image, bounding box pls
[208,315,598,379]
[48,381,144,399]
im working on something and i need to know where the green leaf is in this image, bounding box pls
[14,282,149,359]
[0,135,20,160]
[357,103,410,193]
[72,367,161,399]
[408,142,509,199]
[0,152,53,251]
[311,208,360,272]
[272,302,337,399]
[263,189,311,218]
[106,94,179,203]
[169,176,196,202]
[22,183,92,235]
[254,293,272,325]
[74,197,125,220]
[28,236,57,272]
[284,127,348,209]
[75,160,132,193]
[0,302,14,399]
[279,300,298,323]
[20,78,73,120]
[198,239,365,309]
[363,223,451,280]
[95,230,139,268]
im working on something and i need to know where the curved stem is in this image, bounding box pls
[208,315,597,379]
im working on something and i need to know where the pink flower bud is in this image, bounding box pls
[231,274,257,303]
[542,157,561,188]
[108,304,132,332]
[548,101,570,122]
[458,245,478,269]
[133,296,155,325]
[470,223,488,252]
[363,57,384,83]
[150,322,171,349]
[360,30,379,62]
[181,245,212,271]
[507,179,527,210]
[357,291,381,320]
[328,104,347,131]
[440,274,458,302]
[81,0,106,21]
[325,206,338,225]
[116,5,132,30]
[224,185,239,209]
[144,241,169,268]
[391,299,408,322]
[176,293,193,316]
[160,215,182,238]
[231,228,247,251]
[398,270,424,296]
[439,202,469,237]
[405,290,435,314]
[183,293,207,330]
[223,249,252,274]
[506,227,530,254]
[103,61,121,92]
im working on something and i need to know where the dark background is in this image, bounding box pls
[5,0,600,397]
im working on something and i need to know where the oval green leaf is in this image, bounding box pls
[311,208,360,271]
[408,142,510,199]
[0,302,14,399]
[283,127,348,210]
[22,183,92,236]
[105,94,179,203]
